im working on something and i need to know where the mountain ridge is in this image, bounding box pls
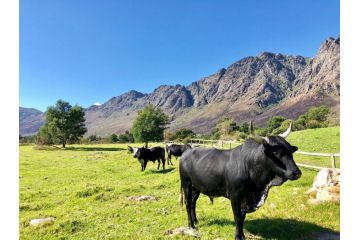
[20,36,340,136]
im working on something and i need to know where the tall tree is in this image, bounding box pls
[131,104,169,147]
[40,100,87,148]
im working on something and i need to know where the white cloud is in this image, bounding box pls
[94,102,102,106]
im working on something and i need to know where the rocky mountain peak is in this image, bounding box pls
[20,37,340,136]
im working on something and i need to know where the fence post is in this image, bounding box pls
[331,155,336,168]
[229,142,232,150]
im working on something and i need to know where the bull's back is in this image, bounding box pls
[148,147,165,160]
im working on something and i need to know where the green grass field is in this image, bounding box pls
[19,127,340,239]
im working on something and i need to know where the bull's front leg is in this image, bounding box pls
[140,159,144,171]
[157,159,161,169]
[168,154,173,166]
[143,160,148,171]
[230,197,246,240]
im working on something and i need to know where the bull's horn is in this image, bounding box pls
[279,121,292,139]
[249,120,269,144]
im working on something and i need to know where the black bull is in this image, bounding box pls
[130,146,166,171]
[165,143,192,165]
[179,128,301,240]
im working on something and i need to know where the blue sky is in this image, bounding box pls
[20,0,339,112]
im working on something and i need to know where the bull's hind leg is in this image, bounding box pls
[191,188,200,223]
[161,155,166,169]
[157,159,161,170]
[182,181,195,229]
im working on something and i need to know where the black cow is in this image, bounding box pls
[165,143,192,165]
[179,122,301,240]
[128,146,166,171]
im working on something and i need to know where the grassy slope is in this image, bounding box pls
[20,128,340,239]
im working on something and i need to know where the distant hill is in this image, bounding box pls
[19,107,44,136]
[84,37,340,136]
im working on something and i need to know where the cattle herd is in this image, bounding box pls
[127,122,301,240]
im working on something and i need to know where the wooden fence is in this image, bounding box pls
[188,139,340,170]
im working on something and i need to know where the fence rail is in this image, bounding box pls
[295,151,340,169]
[188,139,340,170]
[189,139,242,149]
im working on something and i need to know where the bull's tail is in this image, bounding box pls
[179,184,184,208]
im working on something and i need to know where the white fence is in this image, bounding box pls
[188,139,340,170]
[295,151,340,170]
[189,139,242,149]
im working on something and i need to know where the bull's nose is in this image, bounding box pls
[291,170,302,180]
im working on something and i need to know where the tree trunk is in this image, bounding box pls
[145,142,148,148]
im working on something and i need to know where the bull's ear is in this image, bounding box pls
[291,146,298,153]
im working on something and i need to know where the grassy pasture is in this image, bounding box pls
[20,128,340,239]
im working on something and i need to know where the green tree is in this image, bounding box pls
[306,106,330,122]
[294,115,307,130]
[216,117,237,135]
[110,134,118,143]
[267,116,286,134]
[37,124,56,145]
[131,104,169,147]
[88,135,98,142]
[173,128,196,141]
[238,122,250,134]
[293,106,330,130]
[39,100,87,148]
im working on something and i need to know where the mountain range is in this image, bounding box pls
[20,37,340,136]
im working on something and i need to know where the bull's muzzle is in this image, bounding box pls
[288,169,302,180]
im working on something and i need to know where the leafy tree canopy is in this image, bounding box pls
[37,100,87,147]
[131,104,169,146]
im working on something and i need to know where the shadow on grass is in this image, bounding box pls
[207,218,339,240]
[63,147,126,151]
[33,145,126,151]
[147,168,176,174]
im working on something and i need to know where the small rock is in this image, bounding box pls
[165,227,200,237]
[29,217,55,226]
[306,168,340,204]
[316,189,340,203]
[269,203,276,209]
[128,195,158,202]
